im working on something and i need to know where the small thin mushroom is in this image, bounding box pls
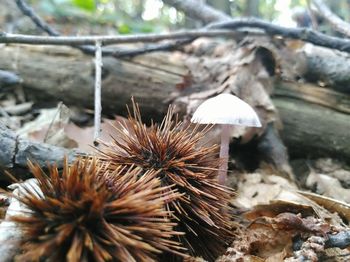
[191,93,261,185]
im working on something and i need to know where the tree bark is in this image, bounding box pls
[275,81,350,114]
[273,97,350,162]
[301,44,350,94]
[0,45,186,121]
[0,123,80,179]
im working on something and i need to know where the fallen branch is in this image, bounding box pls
[0,30,239,45]
[94,41,102,143]
[162,0,231,23]
[15,0,59,36]
[312,0,350,37]
[273,97,350,162]
[164,0,350,53]
[0,123,82,173]
[3,19,350,54]
[275,81,350,114]
[0,0,345,54]
[210,18,350,53]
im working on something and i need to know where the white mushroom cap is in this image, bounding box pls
[191,94,262,127]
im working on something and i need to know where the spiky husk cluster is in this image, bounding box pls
[98,103,234,261]
[10,158,182,262]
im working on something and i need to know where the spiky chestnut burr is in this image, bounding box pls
[9,157,184,262]
[98,102,235,261]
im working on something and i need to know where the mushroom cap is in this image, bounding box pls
[191,94,262,127]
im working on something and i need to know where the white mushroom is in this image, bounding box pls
[191,93,262,185]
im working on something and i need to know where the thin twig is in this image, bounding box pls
[0,30,241,45]
[307,0,318,29]
[313,0,350,37]
[209,18,350,52]
[15,0,60,36]
[93,41,102,145]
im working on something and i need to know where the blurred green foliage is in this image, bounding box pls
[73,0,96,11]
[28,0,350,33]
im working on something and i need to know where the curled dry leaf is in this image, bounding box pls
[233,172,346,226]
[299,191,350,224]
[16,105,77,148]
[249,213,331,236]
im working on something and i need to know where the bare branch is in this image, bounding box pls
[210,18,350,53]
[9,0,350,55]
[162,0,231,23]
[313,0,350,37]
[0,30,238,45]
[94,41,102,144]
[15,0,60,36]
[2,20,350,53]
[0,123,82,171]
[307,0,318,29]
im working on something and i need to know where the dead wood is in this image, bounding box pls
[1,42,349,172]
[313,0,350,37]
[300,45,350,93]
[0,45,184,121]
[0,123,80,175]
[275,81,350,114]
[273,97,350,162]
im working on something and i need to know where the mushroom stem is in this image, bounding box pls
[218,124,231,185]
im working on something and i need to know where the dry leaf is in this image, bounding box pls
[306,169,350,203]
[299,191,350,224]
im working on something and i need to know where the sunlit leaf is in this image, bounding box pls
[72,0,95,12]
[118,23,131,34]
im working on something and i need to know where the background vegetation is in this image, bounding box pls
[26,0,350,34]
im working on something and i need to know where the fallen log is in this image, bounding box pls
[273,80,350,162]
[301,44,350,94]
[273,97,350,162]
[275,81,350,114]
[0,123,80,174]
[0,45,184,120]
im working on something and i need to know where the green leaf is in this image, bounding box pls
[72,0,95,12]
[118,23,131,34]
